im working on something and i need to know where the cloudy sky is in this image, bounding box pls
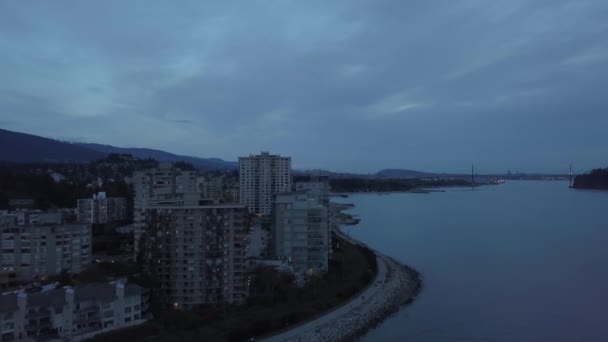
[1,1,607,173]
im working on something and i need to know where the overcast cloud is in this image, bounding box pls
[1,0,607,173]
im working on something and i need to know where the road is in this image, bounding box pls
[261,253,388,342]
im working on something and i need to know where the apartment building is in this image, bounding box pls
[226,183,240,203]
[239,152,291,216]
[0,214,92,283]
[294,176,331,206]
[142,203,248,308]
[0,268,18,290]
[9,210,62,226]
[0,282,147,341]
[273,192,329,283]
[132,164,199,257]
[133,164,198,228]
[196,176,225,200]
[295,176,333,255]
[76,192,127,224]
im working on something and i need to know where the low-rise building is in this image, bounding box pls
[0,282,147,341]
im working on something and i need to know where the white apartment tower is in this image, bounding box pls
[239,152,291,215]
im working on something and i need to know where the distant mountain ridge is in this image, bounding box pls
[75,143,237,170]
[0,128,105,163]
[0,128,237,170]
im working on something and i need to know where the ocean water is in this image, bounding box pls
[339,181,608,342]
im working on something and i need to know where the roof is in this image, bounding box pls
[0,282,144,314]
[75,283,116,302]
[27,288,65,309]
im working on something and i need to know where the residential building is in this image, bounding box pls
[133,164,198,226]
[225,182,240,203]
[273,192,329,283]
[0,268,19,290]
[294,176,331,205]
[0,214,92,283]
[7,199,35,210]
[196,176,223,199]
[142,202,248,308]
[133,164,198,256]
[9,210,62,226]
[239,152,291,215]
[295,176,333,255]
[245,224,268,258]
[76,192,127,224]
[0,282,147,341]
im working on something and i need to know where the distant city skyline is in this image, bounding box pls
[1,1,607,174]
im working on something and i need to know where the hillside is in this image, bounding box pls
[0,128,237,170]
[76,143,237,170]
[0,128,104,163]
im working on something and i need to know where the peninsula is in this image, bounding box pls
[572,168,608,190]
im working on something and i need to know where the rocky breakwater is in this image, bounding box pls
[286,254,421,342]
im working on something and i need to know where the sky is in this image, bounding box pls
[1,0,607,174]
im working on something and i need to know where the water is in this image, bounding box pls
[339,181,608,342]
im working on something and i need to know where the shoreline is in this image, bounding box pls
[263,206,422,342]
[323,230,422,342]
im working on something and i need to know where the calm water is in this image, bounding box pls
[340,181,608,342]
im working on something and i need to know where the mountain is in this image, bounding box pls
[76,143,237,170]
[0,128,105,163]
[0,128,237,170]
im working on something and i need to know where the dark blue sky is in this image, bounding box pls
[1,1,607,173]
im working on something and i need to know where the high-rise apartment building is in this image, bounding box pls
[295,176,333,256]
[0,214,92,282]
[133,164,198,228]
[239,152,291,215]
[142,203,248,308]
[294,176,331,206]
[77,192,127,224]
[273,192,329,283]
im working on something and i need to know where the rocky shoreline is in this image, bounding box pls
[285,253,421,342]
[262,202,422,342]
